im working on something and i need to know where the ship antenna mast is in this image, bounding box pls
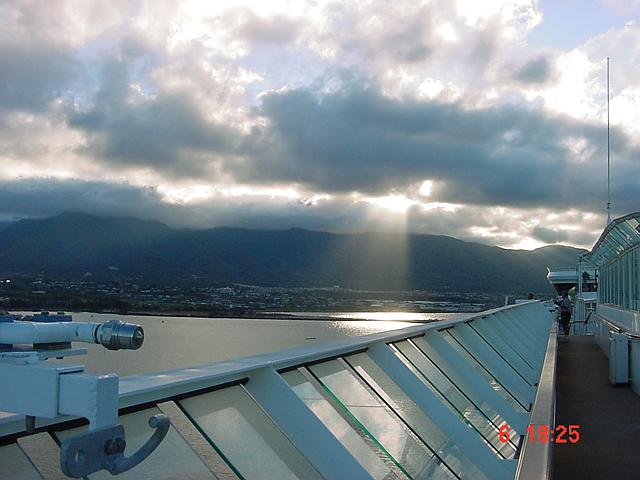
[606,56,611,225]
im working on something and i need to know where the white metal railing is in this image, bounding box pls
[0,301,557,480]
[514,321,557,480]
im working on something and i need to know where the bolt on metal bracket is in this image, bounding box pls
[60,414,170,478]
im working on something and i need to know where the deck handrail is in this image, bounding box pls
[514,320,557,480]
[0,301,557,480]
[595,312,640,339]
[0,301,541,437]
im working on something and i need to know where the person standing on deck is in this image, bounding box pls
[555,291,572,337]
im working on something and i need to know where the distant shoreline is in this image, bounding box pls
[13,308,450,323]
[95,310,447,323]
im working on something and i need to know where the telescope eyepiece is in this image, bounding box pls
[97,320,144,350]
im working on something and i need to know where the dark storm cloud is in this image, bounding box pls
[512,55,553,84]
[0,178,384,233]
[0,178,177,222]
[70,93,238,173]
[0,42,78,111]
[67,56,240,177]
[532,225,569,243]
[64,63,639,216]
[242,86,639,213]
[0,178,530,245]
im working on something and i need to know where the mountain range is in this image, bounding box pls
[0,212,585,294]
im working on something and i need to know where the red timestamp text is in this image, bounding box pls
[498,424,580,444]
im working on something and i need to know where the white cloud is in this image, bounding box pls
[533,50,602,119]
[419,180,433,197]
[0,0,637,249]
[526,23,640,140]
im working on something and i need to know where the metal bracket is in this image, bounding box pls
[60,414,170,478]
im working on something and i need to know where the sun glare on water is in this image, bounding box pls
[338,311,445,321]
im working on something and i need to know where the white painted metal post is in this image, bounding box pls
[459,322,538,383]
[496,310,542,345]
[493,313,544,361]
[368,342,516,480]
[58,373,119,430]
[422,333,528,432]
[469,321,538,384]
[503,310,548,347]
[449,326,536,407]
[481,315,541,369]
[245,367,374,480]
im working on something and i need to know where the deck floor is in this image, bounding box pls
[553,335,640,479]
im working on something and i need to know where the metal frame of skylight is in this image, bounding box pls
[586,212,640,268]
[0,301,556,480]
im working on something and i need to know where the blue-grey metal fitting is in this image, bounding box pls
[96,320,144,350]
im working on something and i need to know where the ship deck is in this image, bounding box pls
[554,335,640,479]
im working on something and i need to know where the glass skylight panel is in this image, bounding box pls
[445,329,532,409]
[54,407,215,480]
[179,386,322,480]
[626,217,640,236]
[410,336,521,424]
[588,216,640,267]
[308,359,455,480]
[466,322,537,385]
[609,230,628,250]
[390,340,517,459]
[469,320,535,371]
[435,331,526,413]
[620,222,639,242]
[0,443,42,480]
[393,340,470,411]
[282,368,398,480]
[345,351,492,479]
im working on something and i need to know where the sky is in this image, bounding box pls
[1,0,639,250]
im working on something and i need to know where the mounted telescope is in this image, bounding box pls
[0,317,144,351]
[0,313,169,478]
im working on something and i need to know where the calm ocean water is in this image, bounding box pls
[49,311,460,376]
